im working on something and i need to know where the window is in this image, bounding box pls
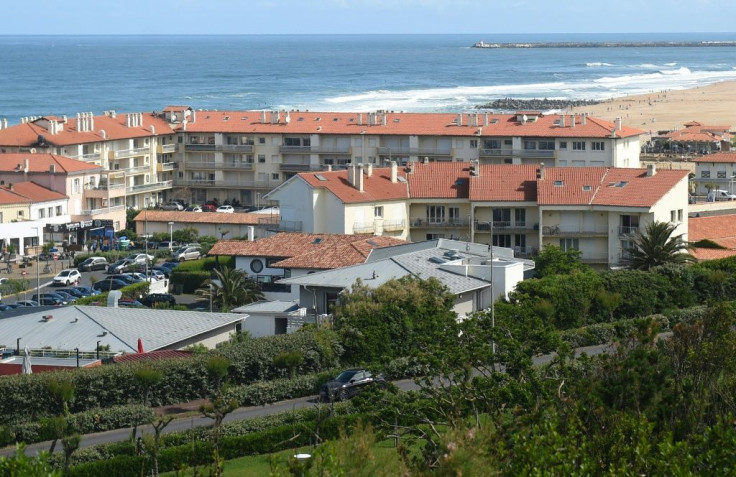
[374,206,383,218]
[250,259,264,273]
[559,238,579,251]
[539,140,555,150]
[493,208,511,226]
[38,209,45,219]
[592,141,605,151]
[515,234,526,248]
[717,171,727,179]
[559,141,567,150]
[265,258,284,268]
[678,209,683,222]
[504,139,512,146]
[701,171,710,178]
[515,208,526,226]
[469,139,478,148]
[671,210,677,222]
[448,207,460,223]
[483,139,500,149]
[492,234,512,247]
[258,155,266,163]
[523,140,537,150]
[572,141,586,151]
[17,211,23,218]
[271,173,279,180]
[259,137,265,144]
[426,205,445,224]
[73,178,80,194]
[426,233,445,240]
[48,207,53,217]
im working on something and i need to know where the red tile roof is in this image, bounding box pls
[133,210,277,225]
[0,153,101,173]
[0,113,174,147]
[662,122,731,143]
[692,152,736,163]
[0,181,67,203]
[469,164,538,202]
[177,110,643,139]
[208,233,408,270]
[687,214,736,261]
[406,161,471,199]
[690,248,736,261]
[298,167,410,204]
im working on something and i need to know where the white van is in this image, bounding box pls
[709,189,736,201]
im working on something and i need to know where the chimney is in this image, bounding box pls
[390,161,398,183]
[571,115,576,128]
[647,164,656,177]
[327,164,332,172]
[24,158,29,173]
[107,290,122,308]
[247,225,255,241]
[100,129,107,139]
[381,114,387,126]
[358,113,363,125]
[357,164,364,192]
[191,110,196,123]
[89,113,94,131]
[560,114,566,127]
[581,114,587,126]
[182,119,187,131]
[8,183,13,191]
[365,163,373,177]
[50,164,56,174]
[615,117,622,131]
[348,163,356,186]
[150,125,156,136]
[261,110,267,123]
[484,113,489,126]
[537,162,546,180]
[126,114,131,128]
[456,114,463,126]
[62,115,68,124]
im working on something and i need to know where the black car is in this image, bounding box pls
[77,257,109,271]
[320,369,385,402]
[31,293,67,306]
[141,293,177,308]
[56,288,86,299]
[92,279,129,292]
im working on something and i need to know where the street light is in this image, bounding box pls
[168,222,174,250]
[96,340,101,360]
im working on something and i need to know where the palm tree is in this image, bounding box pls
[201,266,264,312]
[627,221,694,270]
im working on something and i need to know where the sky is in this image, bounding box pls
[2,0,736,35]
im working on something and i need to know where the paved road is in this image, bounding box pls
[0,342,616,457]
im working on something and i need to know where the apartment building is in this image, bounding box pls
[692,152,736,195]
[0,111,176,213]
[266,162,689,268]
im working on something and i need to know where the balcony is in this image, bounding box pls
[111,147,150,159]
[353,221,376,234]
[127,164,152,175]
[257,216,280,226]
[79,204,126,216]
[127,180,172,194]
[474,221,532,232]
[580,254,610,264]
[279,145,313,154]
[513,246,538,258]
[267,220,302,232]
[619,226,639,236]
[221,144,254,153]
[312,146,352,155]
[413,218,471,228]
[173,179,279,189]
[479,148,555,159]
[157,162,175,172]
[184,144,216,152]
[157,144,176,154]
[185,161,254,170]
[382,219,406,232]
[83,183,127,199]
[280,163,320,172]
[70,152,101,162]
[541,225,607,237]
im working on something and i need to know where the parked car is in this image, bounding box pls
[56,288,86,299]
[107,259,135,274]
[184,205,202,212]
[125,253,154,265]
[162,202,184,211]
[73,286,101,297]
[107,274,142,284]
[158,241,179,250]
[202,204,217,212]
[216,205,234,213]
[152,264,174,278]
[14,300,39,307]
[92,279,129,292]
[0,303,18,312]
[53,290,77,303]
[53,269,82,286]
[31,293,67,306]
[172,245,202,262]
[141,293,177,308]
[145,269,166,281]
[320,369,386,402]
[118,298,145,307]
[710,189,736,201]
[77,256,109,272]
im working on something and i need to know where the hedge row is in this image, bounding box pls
[64,413,362,476]
[0,330,342,425]
[0,405,153,447]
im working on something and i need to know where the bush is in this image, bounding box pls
[169,269,209,293]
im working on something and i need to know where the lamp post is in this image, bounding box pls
[75,348,80,368]
[31,226,40,294]
[144,208,149,280]
[168,222,174,250]
[96,340,101,360]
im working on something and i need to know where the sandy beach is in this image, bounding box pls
[569,80,736,135]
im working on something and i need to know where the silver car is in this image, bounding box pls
[172,245,202,262]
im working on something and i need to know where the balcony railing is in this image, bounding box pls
[280,163,320,172]
[112,147,150,159]
[184,161,255,170]
[127,164,152,175]
[377,147,452,156]
[157,162,175,172]
[70,152,101,162]
[221,144,254,153]
[268,220,302,232]
[619,226,639,236]
[580,254,610,264]
[79,204,126,216]
[127,180,172,193]
[173,179,280,189]
[513,246,538,258]
[413,218,471,228]
[279,145,313,154]
[353,221,376,234]
[479,148,555,158]
[184,144,216,151]
[475,221,531,232]
[382,219,406,232]
[157,144,176,154]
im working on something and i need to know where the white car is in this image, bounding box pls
[216,205,235,213]
[53,269,81,286]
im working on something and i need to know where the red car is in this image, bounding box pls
[203,204,217,212]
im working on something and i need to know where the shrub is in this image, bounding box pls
[169,269,210,293]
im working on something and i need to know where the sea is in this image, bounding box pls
[2,32,736,122]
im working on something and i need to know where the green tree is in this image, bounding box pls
[533,244,586,278]
[0,445,60,476]
[627,221,694,270]
[131,366,163,440]
[205,266,264,312]
[200,356,238,477]
[46,380,75,454]
[333,276,457,364]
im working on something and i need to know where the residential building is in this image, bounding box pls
[133,210,280,240]
[692,152,736,195]
[267,162,690,268]
[277,239,534,320]
[208,233,408,301]
[659,121,732,154]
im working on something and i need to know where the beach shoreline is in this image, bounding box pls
[568,80,736,134]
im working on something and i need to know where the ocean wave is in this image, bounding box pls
[586,62,613,67]
[664,62,678,66]
[314,67,736,112]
